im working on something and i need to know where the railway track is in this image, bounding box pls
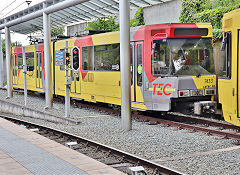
[133,113,240,141]
[1,114,185,175]
[70,98,240,141]
[2,88,240,141]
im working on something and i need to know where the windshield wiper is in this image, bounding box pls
[196,72,201,78]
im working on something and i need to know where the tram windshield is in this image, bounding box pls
[151,38,214,76]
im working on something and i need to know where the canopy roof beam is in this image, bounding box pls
[0,0,166,34]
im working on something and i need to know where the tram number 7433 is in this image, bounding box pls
[205,78,213,83]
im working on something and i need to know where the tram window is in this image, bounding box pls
[82,46,94,70]
[26,52,34,71]
[151,39,170,75]
[13,55,17,76]
[83,44,120,71]
[137,44,143,86]
[18,53,23,69]
[219,32,232,79]
[94,43,120,71]
[37,53,42,78]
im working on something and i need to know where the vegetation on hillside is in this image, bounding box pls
[84,16,119,31]
[179,0,240,41]
[84,8,145,32]
[1,40,20,57]
[51,27,65,37]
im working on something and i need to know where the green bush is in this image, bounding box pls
[84,8,145,32]
[51,27,65,37]
[179,0,211,23]
[212,29,223,42]
[180,0,240,41]
[84,16,119,31]
[130,8,145,27]
[190,4,240,29]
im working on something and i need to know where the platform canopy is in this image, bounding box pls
[0,0,170,35]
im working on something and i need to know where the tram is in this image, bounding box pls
[219,8,240,126]
[12,23,216,113]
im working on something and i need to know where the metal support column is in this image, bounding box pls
[65,41,70,117]
[120,0,132,131]
[5,26,12,98]
[22,47,27,106]
[43,2,53,109]
[0,32,4,88]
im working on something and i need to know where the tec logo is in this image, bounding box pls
[152,83,173,96]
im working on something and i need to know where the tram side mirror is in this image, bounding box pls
[221,34,228,51]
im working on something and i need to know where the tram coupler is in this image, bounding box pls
[194,101,217,115]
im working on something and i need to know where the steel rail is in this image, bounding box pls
[168,113,240,131]
[1,114,185,175]
[133,114,240,140]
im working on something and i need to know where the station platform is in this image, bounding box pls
[0,117,126,175]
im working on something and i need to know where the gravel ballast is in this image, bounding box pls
[0,89,239,175]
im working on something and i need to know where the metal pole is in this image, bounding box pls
[120,0,131,131]
[0,32,4,88]
[43,2,53,109]
[22,47,27,106]
[5,26,12,98]
[65,41,70,117]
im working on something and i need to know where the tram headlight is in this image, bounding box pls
[191,89,204,96]
[179,90,190,97]
[205,89,215,95]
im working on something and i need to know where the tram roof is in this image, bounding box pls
[0,0,171,35]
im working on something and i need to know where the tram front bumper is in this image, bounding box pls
[194,101,217,115]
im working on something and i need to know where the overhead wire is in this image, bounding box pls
[0,0,17,12]
[2,0,26,18]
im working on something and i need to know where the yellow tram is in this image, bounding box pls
[12,23,216,113]
[219,8,240,126]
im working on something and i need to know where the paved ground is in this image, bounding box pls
[0,117,126,175]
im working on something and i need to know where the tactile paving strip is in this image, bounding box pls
[0,127,89,175]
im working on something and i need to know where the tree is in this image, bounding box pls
[51,27,65,37]
[84,16,119,31]
[1,40,20,57]
[130,8,145,27]
[179,0,240,41]
[84,8,145,32]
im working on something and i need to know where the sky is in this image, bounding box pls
[0,0,45,46]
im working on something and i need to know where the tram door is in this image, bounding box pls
[13,54,18,85]
[133,41,144,103]
[218,32,236,121]
[36,51,43,89]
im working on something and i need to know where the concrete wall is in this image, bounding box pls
[144,0,182,25]
[67,8,138,36]
[67,0,182,36]
[0,99,80,125]
[213,40,225,77]
[67,22,88,36]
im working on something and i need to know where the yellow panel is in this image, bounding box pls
[192,75,216,89]
[218,8,240,126]
[88,73,94,82]
[135,85,144,103]
[92,31,120,45]
[195,23,212,38]
[17,45,38,91]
